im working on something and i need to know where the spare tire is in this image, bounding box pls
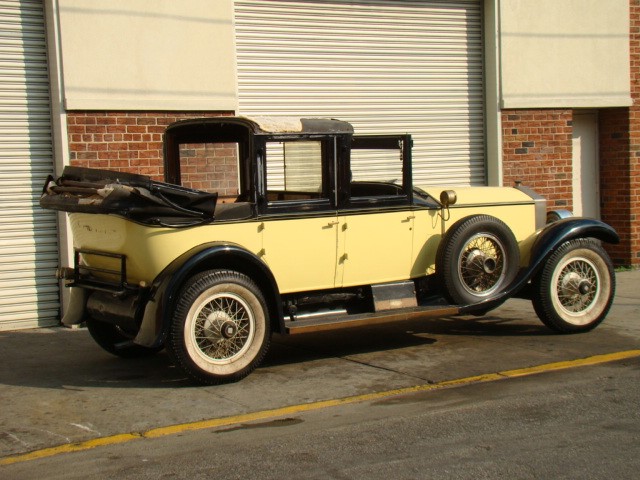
[436,215,520,305]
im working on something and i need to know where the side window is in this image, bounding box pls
[349,136,409,203]
[265,140,328,203]
[351,147,403,187]
[178,142,241,202]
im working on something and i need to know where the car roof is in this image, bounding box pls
[165,116,354,136]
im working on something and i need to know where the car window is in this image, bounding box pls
[178,142,240,202]
[351,146,403,188]
[265,140,327,203]
[348,135,410,206]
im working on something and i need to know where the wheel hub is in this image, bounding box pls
[560,271,588,299]
[482,257,497,274]
[578,279,593,295]
[203,311,232,342]
[220,320,238,339]
[466,249,497,274]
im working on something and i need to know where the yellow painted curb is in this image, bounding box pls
[2,349,639,467]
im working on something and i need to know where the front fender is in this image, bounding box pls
[459,217,619,315]
[528,217,619,272]
[134,243,283,347]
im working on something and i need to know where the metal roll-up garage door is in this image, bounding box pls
[234,0,485,186]
[0,0,59,330]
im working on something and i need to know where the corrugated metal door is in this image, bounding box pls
[0,0,59,330]
[234,0,485,186]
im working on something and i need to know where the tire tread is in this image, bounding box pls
[166,269,271,385]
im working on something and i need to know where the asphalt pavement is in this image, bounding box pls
[0,269,638,463]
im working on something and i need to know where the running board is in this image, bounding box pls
[284,304,460,335]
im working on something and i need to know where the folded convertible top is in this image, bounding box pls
[40,166,218,227]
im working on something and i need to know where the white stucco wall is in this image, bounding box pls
[57,0,237,110]
[499,0,631,108]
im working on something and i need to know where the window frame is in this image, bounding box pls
[340,134,413,210]
[163,121,255,203]
[256,134,338,216]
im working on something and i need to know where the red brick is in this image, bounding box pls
[502,109,573,213]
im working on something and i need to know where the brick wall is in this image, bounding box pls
[179,142,238,195]
[600,108,633,265]
[501,109,573,210]
[628,0,640,265]
[67,111,232,184]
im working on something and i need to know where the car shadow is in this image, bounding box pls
[263,314,551,367]
[0,328,189,389]
[0,314,550,389]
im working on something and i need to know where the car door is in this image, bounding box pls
[336,135,415,288]
[337,208,414,287]
[259,137,339,294]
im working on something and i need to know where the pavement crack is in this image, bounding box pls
[340,356,431,382]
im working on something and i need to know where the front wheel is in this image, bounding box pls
[167,270,271,385]
[532,239,615,333]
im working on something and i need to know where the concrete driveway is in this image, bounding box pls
[1,270,638,461]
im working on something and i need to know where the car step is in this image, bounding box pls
[284,304,460,335]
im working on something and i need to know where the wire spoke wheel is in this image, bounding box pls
[168,270,270,384]
[532,239,615,333]
[437,215,519,305]
[191,292,255,364]
[553,257,599,315]
[458,233,506,297]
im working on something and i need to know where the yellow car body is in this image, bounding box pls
[68,186,538,293]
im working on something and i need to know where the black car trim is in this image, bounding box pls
[447,201,535,209]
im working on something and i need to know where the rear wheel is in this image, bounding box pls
[86,318,163,358]
[532,239,615,333]
[167,270,271,385]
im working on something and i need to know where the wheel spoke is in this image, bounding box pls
[190,291,255,362]
[556,259,598,313]
[460,235,505,293]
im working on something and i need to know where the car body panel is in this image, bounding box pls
[68,194,538,297]
[416,185,535,207]
[261,215,339,292]
[69,212,263,285]
[337,209,415,287]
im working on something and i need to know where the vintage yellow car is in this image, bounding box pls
[41,117,619,384]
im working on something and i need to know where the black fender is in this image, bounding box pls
[459,217,619,315]
[528,217,619,267]
[133,243,284,347]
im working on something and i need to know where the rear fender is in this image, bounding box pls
[134,243,283,347]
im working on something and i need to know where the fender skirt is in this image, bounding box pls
[458,217,619,315]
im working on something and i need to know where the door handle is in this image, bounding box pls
[323,220,339,229]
